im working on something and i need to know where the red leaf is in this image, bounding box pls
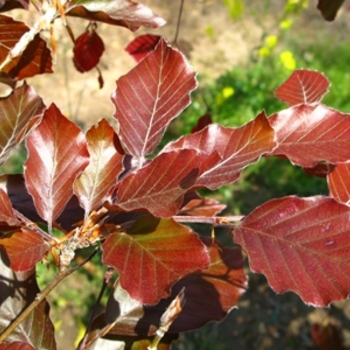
[178,197,226,217]
[234,196,350,306]
[317,0,345,20]
[66,0,166,32]
[73,28,105,73]
[0,0,29,12]
[24,104,89,232]
[269,104,350,167]
[275,70,330,106]
[115,149,220,217]
[0,229,50,271]
[0,83,45,166]
[74,119,124,215]
[125,34,161,62]
[0,342,35,350]
[303,162,335,178]
[311,322,346,349]
[0,189,20,226]
[111,38,197,159]
[102,216,209,304]
[328,163,350,205]
[164,112,276,189]
[0,15,52,80]
[191,113,212,134]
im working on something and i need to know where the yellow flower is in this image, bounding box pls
[280,19,293,29]
[258,47,271,58]
[279,51,296,70]
[222,86,235,99]
[265,35,278,49]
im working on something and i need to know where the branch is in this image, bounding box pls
[172,215,244,226]
[0,247,99,343]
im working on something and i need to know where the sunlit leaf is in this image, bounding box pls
[0,342,35,350]
[73,27,105,72]
[164,112,276,189]
[178,196,226,217]
[115,149,220,217]
[275,70,329,106]
[0,15,52,80]
[111,38,197,159]
[124,34,161,62]
[0,251,56,349]
[66,0,166,31]
[317,0,345,20]
[74,119,123,215]
[269,104,350,167]
[0,229,50,271]
[0,188,20,226]
[102,216,209,304]
[328,163,350,205]
[234,196,350,306]
[24,103,89,232]
[0,83,45,166]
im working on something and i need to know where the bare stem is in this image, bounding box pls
[0,247,99,343]
[172,215,244,226]
[173,0,185,45]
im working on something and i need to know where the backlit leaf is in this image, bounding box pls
[115,149,220,217]
[0,342,34,350]
[234,196,350,306]
[111,38,197,159]
[0,229,50,271]
[275,70,330,106]
[317,0,345,20]
[66,0,166,32]
[0,15,52,80]
[327,163,350,205]
[164,112,276,189]
[24,103,89,232]
[102,216,209,304]
[73,28,105,73]
[0,251,56,349]
[178,196,226,217]
[0,83,45,166]
[74,119,123,215]
[124,34,161,62]
[269,104,350,167]
[0,188,20,226]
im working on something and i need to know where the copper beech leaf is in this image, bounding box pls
[124,34,161,62]
[0,0,29,12]
[0,342,34,350]
[66,0,166,32]
[111,38,197,159]
[327,163,350,205]
[0,251,56,349]
[317,0,345,20]
[73,28,105,73]
[275,70,330,106]
[0,188,20,226]
[178,197,226,217]
[74,119,123,215]
[102,216,210,304]
[0,15,52,80]
[115,149,220,217]
[164,112,276,189]
[0,83,45,166]
[24,103,89,233]
[0,229,50,271]
[97,239,246,336]
[234,196,350,306]
[269,104,350,167]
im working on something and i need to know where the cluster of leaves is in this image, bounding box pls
[0,0,349,349]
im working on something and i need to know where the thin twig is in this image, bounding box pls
[0,247,99,343]
[172,215,244,225]
[173,0,185,45]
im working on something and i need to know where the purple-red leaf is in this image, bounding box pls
[317,0,345,20]
[0,229,50,271]
[73,28,105,73]
[0,342,34,350]
[275,70,330,106]
[24,103,89,232]
[74,119,123,215]
[0,83,45,166]
[0,189,20,226]
[115,149,220,217]
[102,216,209,304]
[234,196,350,306]
[125,34,161,62]
[178,196,226,217]
[0,15,52,80]
[269,104,350,167]
[66,0,166,32]
[0,251,56,349]
[0,0,29,12]
[164,112,277,189]
[111,38,197,159]
[191,113,212,134]
[327,163,350,205]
